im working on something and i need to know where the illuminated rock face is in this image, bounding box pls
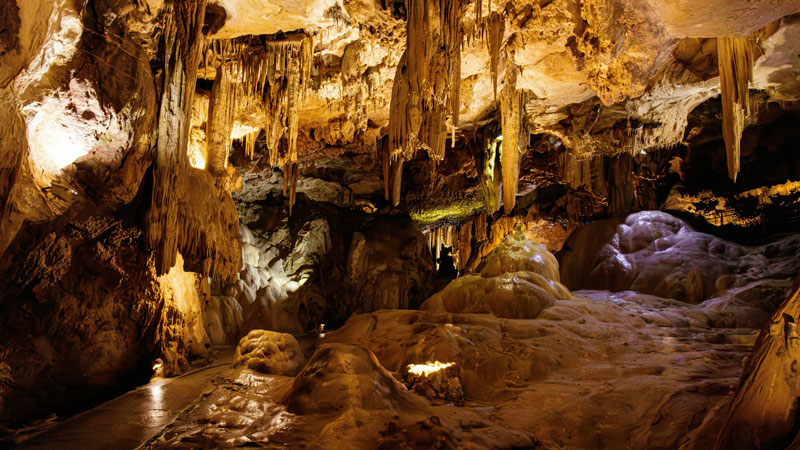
[0,219,214,425]
[233,329,305,375]
[559,211,800,303]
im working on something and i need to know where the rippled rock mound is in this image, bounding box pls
[560,210,800,303]
[232,329,306,376]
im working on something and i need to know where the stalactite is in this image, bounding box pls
[473,214,488,243]
[215,34,313,168]
[206,63,235,176]
[457,223,472,272]
[485,12,504,101]
[146,0,208,276]
[242,130,260,159]
[717,37,756,183]
[385,0,466,206]
[283,162,299,215]
[500,62,526,214]
[478,137,502,214]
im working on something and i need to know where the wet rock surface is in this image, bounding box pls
[136,221,800,449]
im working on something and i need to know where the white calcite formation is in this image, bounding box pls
[559,210,800,303]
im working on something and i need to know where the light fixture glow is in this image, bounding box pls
[406,361,455,377]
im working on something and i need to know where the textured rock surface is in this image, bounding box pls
[559,211,800,303]
[2,0,800,441]
[139,229,800,449]
[208,208,435,341]
[714,282,800,449]
[233,329,306,375]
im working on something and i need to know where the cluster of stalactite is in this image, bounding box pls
[205,33,313,213]
[145,0,241,283]
[384,3,528,213]
[146,0,208,277]
[385,0,465,206]
[717,37,756,183]
[241,129,260,159]
[424,213,543,273]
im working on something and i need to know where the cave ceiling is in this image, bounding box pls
[191,0,800,158]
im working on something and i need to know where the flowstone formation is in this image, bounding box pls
[232,329,306,375]
[140,219,800,449]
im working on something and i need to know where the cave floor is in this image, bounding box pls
[15,347,235,450]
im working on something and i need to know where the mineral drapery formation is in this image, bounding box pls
[146,0,208,277]
[386,0,465,206]
[206,63,235,176]
[717,37,756,183]
[500,61,526,214]
[208,33,313,213]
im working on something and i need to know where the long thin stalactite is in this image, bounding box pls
[717,36,756,183]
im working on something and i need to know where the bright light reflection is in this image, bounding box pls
[407,361,455,377]
[188,142,207,169]
[147,381,164,423]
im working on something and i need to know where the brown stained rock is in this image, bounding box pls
[402,363,465,405]
[282,343,428,415]
[715,283,800,450]
[233,329,306,375]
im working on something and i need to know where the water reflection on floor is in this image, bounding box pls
[16,347,234,450]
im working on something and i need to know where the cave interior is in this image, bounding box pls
[2,0,800,449]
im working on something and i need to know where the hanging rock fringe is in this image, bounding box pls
[717,37,756,183]
[386,0,466,206]
[209,33,313,212]
[146,0,208,277]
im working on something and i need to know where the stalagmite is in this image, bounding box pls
[500,62,526,214]
[206,63,235,176]
[386,0,466,206]
[717,37,756,183]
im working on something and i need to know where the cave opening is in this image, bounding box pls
[2,1,800,449]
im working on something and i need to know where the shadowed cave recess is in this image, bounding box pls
[2,0,800,449]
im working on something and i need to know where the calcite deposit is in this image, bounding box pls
[2,0,800,448]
